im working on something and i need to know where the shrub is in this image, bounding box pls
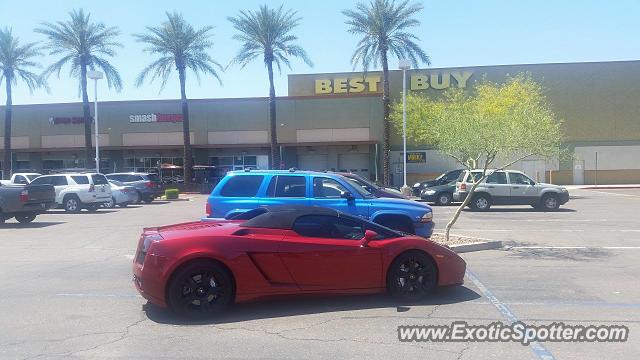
[165,188,179,200]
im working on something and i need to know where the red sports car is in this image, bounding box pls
[132,206,466,316]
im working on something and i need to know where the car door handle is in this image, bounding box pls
[487,186,495,189]
[512,186,520,189]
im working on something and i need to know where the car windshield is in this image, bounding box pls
[342,177,374,197]
[349,175,379,190]
[109,180,124,187]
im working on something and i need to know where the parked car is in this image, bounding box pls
[30,173,112,212]
[336,172,408,199]
[205,170,434,237]
[412,169,464,196]
[420,181,457,206]
[453,169,570,211]
[0,173,42,186]
[104,180,139,208]
[133,205,465,316]
[105,173,164,203]
[0,181,56,223]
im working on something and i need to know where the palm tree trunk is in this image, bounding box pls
[266,60,279,169]
[3,76,12,180]
[380,48,392,186]
[80,64,93,170]
[178,68,193,187]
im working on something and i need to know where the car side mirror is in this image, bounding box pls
[360,230,378,247]
[340,191,355,201]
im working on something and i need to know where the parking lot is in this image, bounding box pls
[1,189,639,359]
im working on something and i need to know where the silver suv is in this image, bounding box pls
[453,169,569,211]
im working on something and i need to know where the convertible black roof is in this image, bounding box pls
[240,206,343,230]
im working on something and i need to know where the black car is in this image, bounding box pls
[412,169,464,197]
[420,182,457,205]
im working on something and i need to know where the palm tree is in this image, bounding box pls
[0,28,45,180]
[35,9,122,169]
[134,12,222,186]
[228,5,312,169]
[343,0,430,185]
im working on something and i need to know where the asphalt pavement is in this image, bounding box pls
[0,189,638,359]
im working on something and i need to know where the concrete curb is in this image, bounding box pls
[449,240,503,253]
[580,186,640,190]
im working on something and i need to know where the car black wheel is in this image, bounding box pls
[135,191,143,204]
[118,202,129,208]
[436,192,452,206]
[15,213,37,223]
[85,204,100,212]
[470,194,491,211]
[541,194,560,211]
[167,260,234,317]
[387,251,437,300]
[143,196,154,204]
[63,195,81,213]
[105,197,116,208]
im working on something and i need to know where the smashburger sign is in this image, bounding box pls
[129,113,183,123]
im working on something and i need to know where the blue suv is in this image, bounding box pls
[205,170,434,237]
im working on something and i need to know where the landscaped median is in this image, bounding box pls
[431,232,502,253]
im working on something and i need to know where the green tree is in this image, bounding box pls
[343,0,430,185]
[392,74,564,241]
[0,28,45,180]
[228,5,312,169]
[36,9,122,169]
[134,12,222,186]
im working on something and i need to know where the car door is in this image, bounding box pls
[50,176,69,202]
[278,214,383,290]
[508,172,539,204]
[484,171,510,204]
[260,175,310,207]
[310,176,369,218]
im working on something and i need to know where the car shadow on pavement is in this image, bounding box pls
[464,207,576,213]
[140,201,170,205]
[0,221,65,228]
[143,285,481,325]
[46,210,120,214]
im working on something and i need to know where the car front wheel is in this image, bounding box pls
[541,194,560,211]
[436,192,453,206]
[167,260,234,317]
[15,213,37,223]
[387,251,437,300]
[470,194,491,211]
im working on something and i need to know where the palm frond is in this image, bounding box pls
[0,27,46,92]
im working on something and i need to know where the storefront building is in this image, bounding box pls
[1,60,639,185]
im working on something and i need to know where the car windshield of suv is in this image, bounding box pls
[92,174,109,185]
[342,177,374,197]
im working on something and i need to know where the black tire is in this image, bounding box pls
[143,196,154,204]
[15,213,37,223]
[104,197,116,209]
[387,251,437,300]
[63,195,82,213]
[135,191,143,204]
[167,260,234,317]
[470,194,491,211]
[435,192,453,206]
[118,202,129,208]
[375,216,415,234]
[540,193,560,211]
[0,209,5,224]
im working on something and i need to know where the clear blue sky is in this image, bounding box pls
[1,0,638,105]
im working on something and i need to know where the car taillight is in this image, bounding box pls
[145,181,154,188]
[206,202,212,217]
[19,190,29,202]
[122,188,129,193]
[460,183,467,191]
[89,184,95,192]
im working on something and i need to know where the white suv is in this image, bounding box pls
[453,169,570,211]
[30,173,112,212]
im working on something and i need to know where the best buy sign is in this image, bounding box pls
[314,71,473,95]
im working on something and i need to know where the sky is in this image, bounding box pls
[1,0,638,105]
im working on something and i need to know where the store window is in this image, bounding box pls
[210,154,258,172]
[43,160,64,171]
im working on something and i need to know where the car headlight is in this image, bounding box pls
[419,212,433,223]
[413,182,421,187]
[424,190,436,195]
[142,233,163,252]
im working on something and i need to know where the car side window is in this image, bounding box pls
[220,175,264,197]
[509,172,534,185]
[30,176,51,185]
[486,172,507,184]
[293,215,364,240]
[71,176,89,185]
[51,176,68,186]
[266,175,307,197]
[14,175,27,184]
[313,178,348,198]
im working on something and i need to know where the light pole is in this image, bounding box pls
[87,70,103,173]
[398,60,411,196]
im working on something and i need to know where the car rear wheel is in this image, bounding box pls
[135,191,143,204]
[167,260,234,317]
[85,204,100,212]
[15,213,37,223]
[541,194,560,211]
[118,202,129,208]
[143,196,154,204]
[63,195,81,213]
[470,194,491,211]
[436,192,452,206]
[387,251,437,300]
